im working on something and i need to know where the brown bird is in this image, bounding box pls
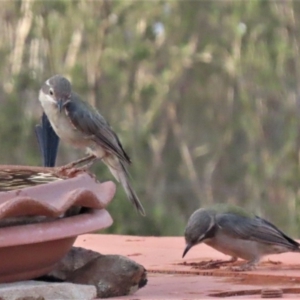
[38,74,145,216]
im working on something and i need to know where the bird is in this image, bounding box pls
[183,203,300,271]
[38,74,145,216]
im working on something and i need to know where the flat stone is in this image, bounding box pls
[0,281,96,300]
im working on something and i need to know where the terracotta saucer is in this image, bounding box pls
[0,168,115,283]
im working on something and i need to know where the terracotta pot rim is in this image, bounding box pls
[0,209,112,247]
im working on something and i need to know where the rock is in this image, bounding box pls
[0,281,96,300]
[66,254,148,298]
[46,247,148,297]
[48,247,100,280]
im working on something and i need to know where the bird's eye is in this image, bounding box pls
[49,89,54,96]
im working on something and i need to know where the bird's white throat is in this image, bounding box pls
[39,90,56,105]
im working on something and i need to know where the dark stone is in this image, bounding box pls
[66,254,147,298]
[48,247,100,280]
[48,247,147,298]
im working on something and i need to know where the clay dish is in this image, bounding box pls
[0,166,115,283]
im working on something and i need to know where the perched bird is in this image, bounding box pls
[38,74,145,216]
[183,203,300,271]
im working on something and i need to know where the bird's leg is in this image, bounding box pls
[229,258,259,272]
[60,154,97,170]
[55,154,97,178]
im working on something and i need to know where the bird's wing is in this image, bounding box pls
[65,96,131,164]
[216,213,299,249]
[255,216,300,248]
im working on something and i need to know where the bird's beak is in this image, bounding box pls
[182,243,192,258]
[57,99,64,112]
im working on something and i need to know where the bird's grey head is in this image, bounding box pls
[40,75,72,112]
[182,208,216,258]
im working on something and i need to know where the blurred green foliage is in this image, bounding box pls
[1,0,300,237]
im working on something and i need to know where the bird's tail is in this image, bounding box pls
[103,156,145,216]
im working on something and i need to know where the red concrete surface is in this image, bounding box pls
[75,234,300,299]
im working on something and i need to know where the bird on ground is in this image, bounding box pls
[38,74,145,216]
[183,203,300,271]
